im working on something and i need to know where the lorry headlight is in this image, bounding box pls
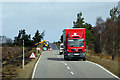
[82,52,86,56]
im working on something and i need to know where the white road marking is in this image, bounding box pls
[64,63,67,66]
[62,62,64,64]
[86,61,119,79]
[71,72,74,75]
[67,66,70,69]
[31,54,42,79]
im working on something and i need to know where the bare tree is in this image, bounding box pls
[94,17,105,53]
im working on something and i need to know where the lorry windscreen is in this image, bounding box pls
[68,39,84,47]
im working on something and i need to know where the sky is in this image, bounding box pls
[2,2,118,42]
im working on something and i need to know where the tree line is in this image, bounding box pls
[1,29,45,47]
[93,6,119,59]
[60,6,120,60]
[14,29,45,47]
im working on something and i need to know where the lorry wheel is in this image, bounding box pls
[60,52,63,55]
[66,58,69,61]
[59,52,61,55]
[64,57,66,60]
[64,55,69,61]
[64,55,66,60]
[66,57,69,61]
[83,58,86,61]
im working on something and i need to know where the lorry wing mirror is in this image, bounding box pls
[84,39,86,42]
[86,39,88,45]
[84,39,88,42]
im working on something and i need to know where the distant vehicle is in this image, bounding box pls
[63,28,86,61]
[59,43,64,55]
[43,47,47,51]
[45,41,49,46]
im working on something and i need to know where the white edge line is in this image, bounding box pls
[31,54,42,80]
[86,61,119,79]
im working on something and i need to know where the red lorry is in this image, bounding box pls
[63,28,86,61]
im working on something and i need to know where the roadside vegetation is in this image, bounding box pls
[87,50,119,77]
[1,29,44,79]
[16,47,42,79]
[1,4,120,79]
[2,47,34,79]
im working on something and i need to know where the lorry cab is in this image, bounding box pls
[63,28,86,61]
[67,39,86,60]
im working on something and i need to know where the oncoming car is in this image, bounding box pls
[59,43,64,55]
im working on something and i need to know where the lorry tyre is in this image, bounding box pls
[60,52,62,55]
[64,55,69,61]
[64,58,66,60]
[64,55,66,60]
[83,58,86,61]
[66,58,69,61]
[66,56,69,61]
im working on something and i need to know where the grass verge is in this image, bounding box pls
[2,47,42,80]
[16,51,41,80]
[86,50,120,78]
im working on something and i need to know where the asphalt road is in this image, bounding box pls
[49,43,58,50]
[33,44,119,79]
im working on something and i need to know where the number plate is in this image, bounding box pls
[74,53,79,55]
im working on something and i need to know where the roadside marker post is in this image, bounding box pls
[36,45,38,55]
[36,47,41,54]
[36,47,41,51]
[23,40,24,69]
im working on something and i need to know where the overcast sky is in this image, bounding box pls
[2,2,118,42]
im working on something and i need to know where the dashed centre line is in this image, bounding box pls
[71,72,74,75]
[64,63,67,65]
[57,54,75,76]
[67,66,70,69]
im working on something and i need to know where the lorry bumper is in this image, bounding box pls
[67,52,86,59]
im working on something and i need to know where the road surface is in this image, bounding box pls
[33,44,119,79]
[49,43,58,50]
